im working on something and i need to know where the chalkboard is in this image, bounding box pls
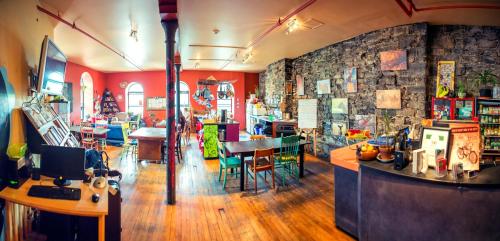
[298,99,317,129]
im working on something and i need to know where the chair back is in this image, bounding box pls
[253,148,274,167]
[81,127,94,140]
[250,135,266,141]
[121,122,130,144]
[278,134,300,160]
[176,129,182,147]
[217,141,227,164]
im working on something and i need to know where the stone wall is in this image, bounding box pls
[428,25,500,101]
[259,23,500,159]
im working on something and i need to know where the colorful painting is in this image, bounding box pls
[376,89,401,109]
[203,124,218,159]
[343,67,357,93]
[332,121,348,136]
[436,61,455,96]
[296,74,304,96]
[317,79,331,95]
[380,50,407,71]
[331,98,348,114]
[420,127,450,168]
[448,127,480,171]
[354,114,376,135]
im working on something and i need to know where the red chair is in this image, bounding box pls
[81,127,97,150]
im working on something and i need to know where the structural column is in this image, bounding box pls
[161,19,178,205]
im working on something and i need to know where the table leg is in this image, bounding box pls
[240,153,245,191]
[299,145,305,178]
[98,215,105,241]
[5,201,12,241]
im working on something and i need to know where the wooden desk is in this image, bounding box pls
[0,178,108,241]
[129,127,166,161]
[225,138,309,191]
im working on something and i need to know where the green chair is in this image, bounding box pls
[217,141,241,189]
[274,134,300,185]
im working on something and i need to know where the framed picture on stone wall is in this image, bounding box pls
[354,114,376,135]
[436,61,455,96]
[296,74,305,96]
[343,67,357,93]
[317,79,331,95]
[376,89,401,109]
[380,50,407,71]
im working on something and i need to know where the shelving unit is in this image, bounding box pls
[100,88,120,116]
[22,102,79,154]
[476,98,500,163]
[431,97,475,120]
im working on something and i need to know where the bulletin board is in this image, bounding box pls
[147,97,167,110]
[298,99,318,129]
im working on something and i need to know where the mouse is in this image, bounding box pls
[91,193,100,203]
[93,176,107,189]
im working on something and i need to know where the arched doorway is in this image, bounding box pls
[80,72,93,120]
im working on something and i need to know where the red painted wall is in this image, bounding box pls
[64,62,106,124]
[104,70,259,128]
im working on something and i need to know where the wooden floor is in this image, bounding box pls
[106,135,354,241]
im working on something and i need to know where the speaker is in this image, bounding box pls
[394,151,408,171]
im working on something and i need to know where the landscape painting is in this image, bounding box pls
[317,79,331,95]
[343,67,357,93]
[296,74,305,96]
[376,89,401,109]
[380,50,407,71]
[354,114,376,135]
[331,98,348,114]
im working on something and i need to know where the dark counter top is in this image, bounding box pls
[360,160,500,187]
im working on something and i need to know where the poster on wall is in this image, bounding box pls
[331,98,348,115]
[448,127,480,171]
[343,67,357,93]
[317,79,331,95]
[296,74,305,96]
[376,89,401,109]
[298,99,317,129]
[332,121,348,136]
[419,127,450,168]
[436,61,455,96]
[354,114,376,135]
[380,50,407,71]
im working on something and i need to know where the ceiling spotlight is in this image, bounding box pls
[130,21,138,42]
[285,18,298,35]
[242,51,253,64]
[213,28,220,35]
[194,62,200,69]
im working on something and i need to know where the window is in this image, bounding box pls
[80,72,93,120]
[126,83,144,116]
[217,84,234,114]
[175,81,190,108]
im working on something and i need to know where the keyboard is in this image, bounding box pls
[28,185,81,201]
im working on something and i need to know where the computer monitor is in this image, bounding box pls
[40,145,86,187]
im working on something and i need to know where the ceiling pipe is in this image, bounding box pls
[395,0,500,17]
[37,5,143,71]
[219,0,317,70]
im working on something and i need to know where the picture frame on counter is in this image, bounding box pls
[448,127,480,171]
[419,127,451,168]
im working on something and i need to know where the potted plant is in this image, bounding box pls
[474,70,498,98]
[378,110,395,161]
[456,81,467,98]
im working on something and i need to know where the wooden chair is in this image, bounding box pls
[94,122,108,150]
[274,134,300,185]
[121,123,137,161]
[183,121,191,145]
[245,148,275,193]
[250,135,266,141]
[217,141,241,188]
[175,129,183,162]
[80,126,97,150]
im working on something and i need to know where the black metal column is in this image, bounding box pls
[161,19,178,205]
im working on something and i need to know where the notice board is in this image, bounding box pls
[298,99,317,129]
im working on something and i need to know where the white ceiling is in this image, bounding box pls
[40,0,500,73]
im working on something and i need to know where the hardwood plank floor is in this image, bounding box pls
[105,135,354,241]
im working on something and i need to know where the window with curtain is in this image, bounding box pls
[216,84,234,114]
[175,81,190,108]
[126,82,144,116]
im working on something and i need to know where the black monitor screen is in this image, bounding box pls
[40,145,86,181]
[38,36,67,96]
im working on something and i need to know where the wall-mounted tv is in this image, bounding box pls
[37,35,67,96]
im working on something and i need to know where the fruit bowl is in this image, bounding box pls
[356,144,379,161]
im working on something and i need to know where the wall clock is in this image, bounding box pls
[116,94,123,101]
[119,81,128,89]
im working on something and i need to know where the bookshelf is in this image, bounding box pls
[22,102,79,154]
[100,88,120,116]
[477,98,500,164]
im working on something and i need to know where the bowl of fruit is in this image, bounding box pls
[357,144,379,161]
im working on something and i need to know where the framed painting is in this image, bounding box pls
[317,79,331,95]
[436,61,455,96]
[354,114,376,135]
[296,74,304,96]
[332,121,348,136]
[376,89,401,109]
[331,98,348,115]
[419,127,451,168]
[343,67,357,93]
[380,50,407,71]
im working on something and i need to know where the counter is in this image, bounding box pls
[203,122,240,159]
[249,115,297,137]
[330,145,500,241]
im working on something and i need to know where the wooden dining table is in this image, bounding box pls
[129,127,166,161]
[224,138,310,191]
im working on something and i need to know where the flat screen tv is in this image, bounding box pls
[37,35,67,96]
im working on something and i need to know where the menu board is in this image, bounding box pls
[298,99,317,129]
[147,97,167,110]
